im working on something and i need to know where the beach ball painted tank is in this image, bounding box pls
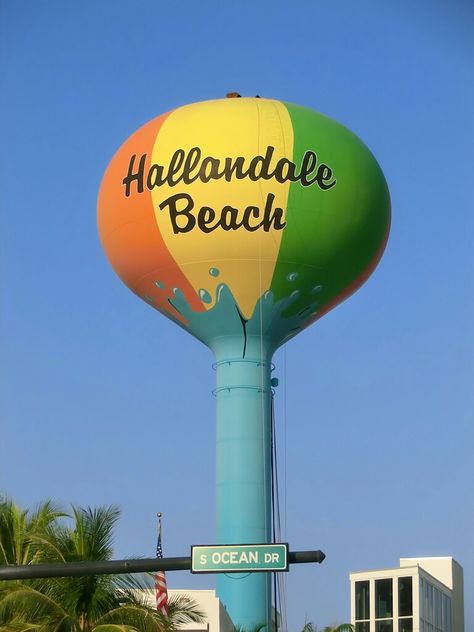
[97,97,390,354]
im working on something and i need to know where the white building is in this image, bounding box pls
[140,589,234,632]
[141,588,281,631]
[169,590,235,632]
[349,557,464,632]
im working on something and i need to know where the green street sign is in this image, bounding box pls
[191,543,289,573]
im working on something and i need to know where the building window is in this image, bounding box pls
[375,578,393,618]
[420,576,452,632]
[447,597,452,632]
[355,623,369,632]
[398,619,413,632]
[398,577,413,617]
[375,621,393,632]
[356,580,370,620]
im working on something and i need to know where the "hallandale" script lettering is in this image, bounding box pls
[122,145,336,234]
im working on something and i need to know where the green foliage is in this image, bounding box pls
[298,622,354,632]
[0,497,65,566]
[0,497,204,632]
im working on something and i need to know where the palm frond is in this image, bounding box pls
[0,497,66,567]
[94,604,163,632]
[0,623,43,632]
[93,626,137,632]
[167,593,205,625]
[0,584,68,619]
[69,506,120,562]
[112,574,154,597]
[0,584,73,632]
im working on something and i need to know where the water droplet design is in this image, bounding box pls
[290,290,300,298]
[311,285,323,294]
[199,289,212,304]
[144,295,155,303]
[298,306,314,317]
[209,267,220,277]
[155,280,165,289]
[286,272,298,282]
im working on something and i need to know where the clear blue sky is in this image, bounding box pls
[1,1,473,629]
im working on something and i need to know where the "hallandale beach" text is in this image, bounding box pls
[122,145,336,234]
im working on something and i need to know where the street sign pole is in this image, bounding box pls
[0,549,325,581]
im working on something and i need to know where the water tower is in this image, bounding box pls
[97,97,390,629]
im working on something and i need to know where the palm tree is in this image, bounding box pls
[0,502,203,631]
[0,496,65,566]
[321,624,354,632]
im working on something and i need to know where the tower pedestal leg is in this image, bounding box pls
[214,337,273,630]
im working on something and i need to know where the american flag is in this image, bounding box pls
[155,516,169,616]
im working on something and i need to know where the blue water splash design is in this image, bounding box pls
[168,282,319,356]
[199,288,213,304]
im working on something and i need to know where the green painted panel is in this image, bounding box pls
[270,103,390,324]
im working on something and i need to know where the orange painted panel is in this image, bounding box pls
[97,112,204,316]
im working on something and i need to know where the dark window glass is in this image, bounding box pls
[428,584,433,621]
[398,576,413,616]
[376,578,393,618]
[356,580,370,620]
[399,619,413,632]
[437,589,442,627]
[423,579,429,619]
[375,621,393,632]
[356,623,369,632]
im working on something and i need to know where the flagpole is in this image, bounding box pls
[155,512,169,617]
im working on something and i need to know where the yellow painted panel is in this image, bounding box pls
[150,98,293,319]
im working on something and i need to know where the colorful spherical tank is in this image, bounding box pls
[97,97,390,630]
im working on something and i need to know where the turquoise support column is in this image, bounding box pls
[212,335,273,630]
